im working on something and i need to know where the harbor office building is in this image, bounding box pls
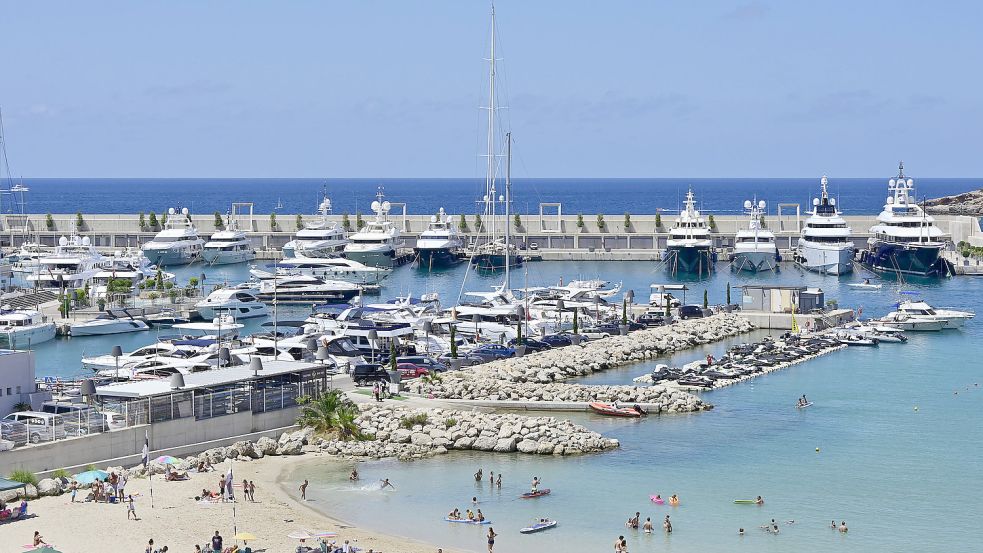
[0,360,331,474]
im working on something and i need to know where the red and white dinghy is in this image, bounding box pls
[588,402,645,417]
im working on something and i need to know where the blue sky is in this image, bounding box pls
[1,1,980,178]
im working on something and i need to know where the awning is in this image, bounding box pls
[0,476,27,492]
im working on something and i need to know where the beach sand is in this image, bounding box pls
[5,454,463,553]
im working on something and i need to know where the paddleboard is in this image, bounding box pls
[796,402,814,409]
[520,520,558,534]
[734,499,758,504]
[521,488,551,499]
[445,518,491,525]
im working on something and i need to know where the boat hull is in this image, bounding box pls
[470,252,522,272]
[344,248,396,269]
[197,304,270,320]
[143,247,200,267]
[202,249,255,265]
[731,250,779,272]
[795,243,854,275]
[415,247,462,268]
[0,324,57,348]
[859,240,950,277]
[663,246,715,275]
[70,320,150,336]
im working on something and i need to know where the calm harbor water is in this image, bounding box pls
[8,177,981,216]
[26,259,983,552]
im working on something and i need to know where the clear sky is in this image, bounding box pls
[1,1,980,178]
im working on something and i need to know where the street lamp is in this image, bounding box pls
[111,345,123,380]
[249,357,264,376]
[218,347,231,369]
[367,329,379,363]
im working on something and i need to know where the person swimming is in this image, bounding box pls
[668,494,679,506]
[380,478,395,490]
[642,517,653,534]
[755,496,764,505]
[839,521,848,533]
[350,467,359,481]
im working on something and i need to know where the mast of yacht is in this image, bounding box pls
[505,131,512,288]
[483,5,498,251]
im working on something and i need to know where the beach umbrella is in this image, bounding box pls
[73,469,109,485]
[287,530,314,540]
[234,532,258,543]
[26,547,64,553]
[153,455,180,465]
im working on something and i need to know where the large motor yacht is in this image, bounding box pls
[282,194,348,258]
[414,208,464,268]
[794,175,854,274]
[878,299,974,331]
[141,208,205,266]
[26,234,106,289]
[202,215,255,265]
[257,254,391,285]
[731,199,780,272]
[0,309,56,348]
[255,273,361,304]
[663,189,715,275]
[343,188,403,268]
[859,162,951,277]
[196,288,270,319]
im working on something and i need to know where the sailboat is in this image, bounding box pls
[469,5,521,272]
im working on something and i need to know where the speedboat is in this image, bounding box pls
[343,187,403,268]
[82,340,216,371]
[853,324,907,343]
[794,175,854,274]
[202,216,255,265]
[880,299,973,330]
[196,288,269,319]
[0,308,56,348]
[834,330,879,346]
[731,199,780,272]
[26,234,106,289]
[663,188,715,275]
[261,254,391,285]
[282,193,348,258]
[859,162,951,277]
[255,273,361,304]
[172,315,244,339]
[847,280,882,290]
[141,207,206,266]
[414,208,464,268]
[588,402,644,417]
[70,315,150,336]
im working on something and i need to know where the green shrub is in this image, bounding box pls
[399,413,429,429]
[51,468,71,479]
[45,213,55,231]
[9,469,38,486]
[444,417,457,429]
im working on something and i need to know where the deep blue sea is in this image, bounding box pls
[7,177,981,215]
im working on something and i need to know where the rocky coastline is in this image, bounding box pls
[925,188,983,216]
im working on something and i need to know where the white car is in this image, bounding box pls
[99,411,127,431]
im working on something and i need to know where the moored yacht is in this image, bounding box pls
[731,199,780,272]
[282,193,348,258]
[859,162,951,277]
[91,250,171,300]
[663,189,715,275]
[0,308,56,348]
[10,242,52,274]
[255,273,361,304]
[415,208,464,268]
[795,175,854,274]
[26,234,106,289]
[202,215,255,265]
[258,254,390,285]
[343,188,403,268]
[195,288,270,319]
[69,315,150,336]
[141,208,205,266]
[878,299,974,330]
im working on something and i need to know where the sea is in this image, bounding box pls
[6,177,981,216]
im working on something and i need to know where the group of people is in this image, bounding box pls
[473,468,503,488]
[143,538,170,553]
[76,471,127,503]
[625,512,671,535]
[796,394,810,407]
[447,507,486,522]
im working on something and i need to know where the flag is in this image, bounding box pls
[141,430,149,467]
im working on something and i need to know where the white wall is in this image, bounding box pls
[0,350,35,417]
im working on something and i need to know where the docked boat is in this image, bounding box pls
[91,250,170,300]
[588,402,645,417]
[342,188,403,268]
[256,273,361,304]
[859,162,951,277]
[261,254,391,285]
[26,234,106,289]
[878,299,973,330]
[202,216,255,265]
[82,340,210,371]
[172,315,244,339]
[853,324,907,343]
[414,208,464,268]
[10,242,52,274]
[195,288,270,319]
[731,199,780,272]
[834,330,879,346]
[663,189,715,276]
[141,208,205,266]
[282,193,348,258]
[794,175,854,274]
[70,314,150,336]
[0,308,56,348]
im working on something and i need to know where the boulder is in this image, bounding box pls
[516,439,538,454]
[493,437,517,453]
[472,436,497,451]
[391,429,412,444]
[276,440,304,456]
[452,437,475,450]
[37,478,61,496]
[410,433,433,447]
[255,437,278,456]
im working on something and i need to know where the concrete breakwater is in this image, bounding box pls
[420,314,754,412]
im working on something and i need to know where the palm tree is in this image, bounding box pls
[296,390,345,433]
[335,404,364,441]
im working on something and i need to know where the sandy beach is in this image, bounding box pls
[4,454,461,553]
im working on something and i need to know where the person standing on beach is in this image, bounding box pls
[117,473,127,501]
[249,480,256,501]
[144,538,154,553]
[486,527,497,553]
[211,531,223,553]
[300,479,309,500]
[127,495,137,520]
[242,479,249,501]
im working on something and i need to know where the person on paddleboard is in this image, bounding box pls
[531,476,540,493]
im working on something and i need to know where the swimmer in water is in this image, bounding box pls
[669,494,679,506]
[642,517,653,534]
[380,478,395,490]
[350,467,359,481]
[755,496,764,505]
[475,469,483,482]
[739,528,745,535]
[472,496,478,505]
[839,521,848,533]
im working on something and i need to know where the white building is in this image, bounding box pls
[0,350,43,417]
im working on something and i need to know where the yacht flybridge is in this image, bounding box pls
[141,207,205,266]
[663,189,715,276]
[794,175,854,274]
[731,199,780,272]
[859,162,951,277]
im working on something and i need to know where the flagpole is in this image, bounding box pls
[230,459,238,542]
[142,429,154,509]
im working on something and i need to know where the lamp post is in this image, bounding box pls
[249,357,264,376]
[316,345,332,389]
[112,345,123,380]
[368,329,379,363]
[423,320,433,355]
[218,347,231,370]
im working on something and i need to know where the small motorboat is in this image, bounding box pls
[588,402,645,418]
[520,489,551,499]
[520,520,558,534]
[847,280,882,290]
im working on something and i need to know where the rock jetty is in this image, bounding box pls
[925,188,983,216]
[417,314,753,412]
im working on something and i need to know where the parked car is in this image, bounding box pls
[397,356,449,372]
[435,352,484,367]
[3,412,67,444]
[578,326,613,340]
[638,313,672,327]
[469,344,515,361]
[98,411,127,431]
[395,363,431,379]
[541,334,574,348]
[507,337,551,353]
[529,242,539,251]
[41,401,105,435]
[678,305,707,320]
[350,364,391,387]
[0,419,29,447]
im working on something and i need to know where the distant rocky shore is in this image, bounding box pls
[925,188,983,216]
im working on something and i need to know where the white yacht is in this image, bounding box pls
[70,315,150,336]
[860,162,950,277]
[141,208,205,266]
[282,194,348,258]
[26,235,106,289]
[255,273,361,304]
[202,216,255,265]
[0,309,56,348]
[731,199,780,272]
[795,175,854,275]
[343,187,403,268]
[82,341,205,371]
[414,208,464,268]
[259,254,391,285]
[10,242,52,274]
[663,189,715,275]
[91,250,170,300]
[879,299,974,331]
[196,288,269,319]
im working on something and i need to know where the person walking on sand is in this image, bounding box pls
[127,494,137,520]
[300,479,309,500]
[486,527,498,553]
[249,480,256,502]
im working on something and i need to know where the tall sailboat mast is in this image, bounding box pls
[484,5,498,242]
[504,131,512,289]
